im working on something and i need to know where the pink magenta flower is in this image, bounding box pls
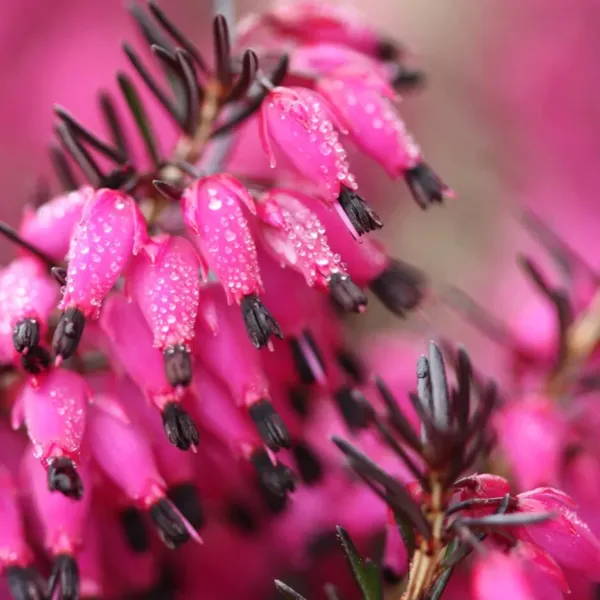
[194,283,290,451]
[18,187,91,263]
[182,173,283,349]
[316,70,452,208]
[99,293,199,451]
[13,368,90,500]
[472,551,535,600]
[0,256,57,363]
[53,187,147,362]
[259,85,382,237]
[256,188,367,312]
[127,234,201,389]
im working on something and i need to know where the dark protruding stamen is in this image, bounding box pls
[292,441,324,485]
[21,346,52,375]
[12,319,40,354]
[153,180,183,201]
[149,498,190,549]
[369,258,425,318]
[248,399,291,451]
[405,162,448,209]
[54,105,127,165]
[376,39,402,61]
[227,50,259,103]
[47,457,84,500]
[333,386,373,431]
[163,345,192,388]
[390,66,426,92]
[5,566,45,600]
[0,222,56,269]
[148,0,208,72]
[47,554,79,600]
[213,14,233,88]
[289,330,325,385]
[167,483,205,531]
[117,72,162,169]
[225,501,259,534]
[49,144,79,192]
[119,507,150,553]
[250,448,296,498]
[288,386,311,418]
[162,402,199,451]
[337,187,383,236]
[329,273,368,313]
[241,294,283,349]
[52,307,86,361]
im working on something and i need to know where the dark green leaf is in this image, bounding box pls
[394,511,416,560]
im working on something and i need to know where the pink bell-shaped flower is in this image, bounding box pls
[19,187,91,263]
[182,173,283,349]
[87,401,199,549]
[23,451,92,600]
[127,234,201,389]
[54,187,147,362]
[472,551,537,600]
[0,257,57,370]
[259,85,382,237]
[316,69,452,209]
[99,293,200,451]
[194,283,291,451]
[13,368,90,500]
[256,188,367,313]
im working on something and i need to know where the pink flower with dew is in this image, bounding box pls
[23,450,91,557]
[259,86,381,237]
[453,473,512,517]
[237,0,398,60]
[19,187,91,263]
[193,283,291,452]
[182,174,283,349]
[496,395,567,490]
[316,70,451,209]
[0,257,57,360]
[512,540,570,595]
[54,187,147,362]
[13,368,90,499]
[515,488,600,580]
[190,364,295,500]
[77,518,103,600]
[128,234,202,389]
[471,551,536,600]
[256,188,368,314]
[0,467,33,569]
[87,401,199,549]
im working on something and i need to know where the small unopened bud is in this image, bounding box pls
[12,318,40,354]
[119,507,150,553]
[47,554,79,600]
[162,402,199,451]
[338,187,383,236]
[149,498,190,549]
[251,449,296,498]
[47,457,83,500]
[163,345,193,388]
[52,307,85,361]
[248,400,291,451]
[329,273,368,313]
[241,295,283,349]
[167,483,205,531]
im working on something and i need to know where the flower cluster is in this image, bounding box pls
[0,1,596,600]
